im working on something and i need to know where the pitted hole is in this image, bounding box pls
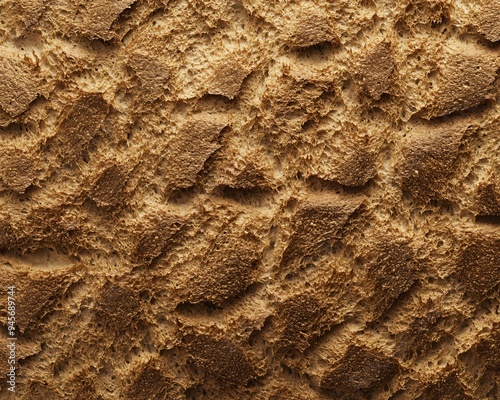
[302,119,315,131]
[437,358,447,367]
[139,290,150,302]
[476,215,500,225]
[428,69,438,80]
[296,41,335,59]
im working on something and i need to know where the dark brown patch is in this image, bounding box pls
[159,117,226,189]
[185,231,262,304]
[457,235,500,299]
[0,268,82,333]
[407,312,441,347]
[184,333,258,386]
[0,148,35,193]
[366,240,419,316]
[358,42,395,100]
[230,163,270,189]
[274,294,325,351]
[71,0,136,40]
[53,93,109,163]
[27,381,62,399]
[0,55,39,117]
[133,215,185,265]
[320,346,400,396]
[401,128,463,201]
[0,221,16,249]
[89,164,128,208]
[474,323,500,370]
[282,194,364,265]
[422,48,497,118]
[416,372,473,400]
[205,59,249,99]
[128,51,171,102]
[16,277,67,332]
[399,310,455,357]
[476,1,500,42]
[268,388,306,400]
[94,282,140,331]
[288,12,337,48]
[127,362,181,400]
[333,148,377,187]
[70,371,104,400]
[476,183,500,216]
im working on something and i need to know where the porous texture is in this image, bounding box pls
[0,0,499,399]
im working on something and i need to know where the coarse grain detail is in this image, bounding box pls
[320,345,400,397]
[183,332,259,387]
[2,0,500,398]
[0,54,40,117]
[281,193,364,266]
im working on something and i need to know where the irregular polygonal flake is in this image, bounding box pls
[205,59,250,99]
[357,42,395,100]
[94,282,140,331]
[53,93,109,163]
[184,333,258,386]
[320,346,400,396]
[422,45,497,118]
[160,117,226,189]
[282,193,364,265]
[274,293,324,351]
[416,373,473,400]
[127,362,183,400]
[457,234,500,299]
[71,0,136,40]
[366,239,419,315]
[288,11,337,48]
[89,164,128,208]
[401,126,464,201]
[0,55,39,117]
[128,51,171,101]
[475,1,500,42]
[184,230,262,304]
[0,148,36,193]
[132,214,185,265]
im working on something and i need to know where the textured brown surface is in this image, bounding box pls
[0,0,499,399]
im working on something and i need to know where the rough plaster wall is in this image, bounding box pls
[0,0,499,399]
